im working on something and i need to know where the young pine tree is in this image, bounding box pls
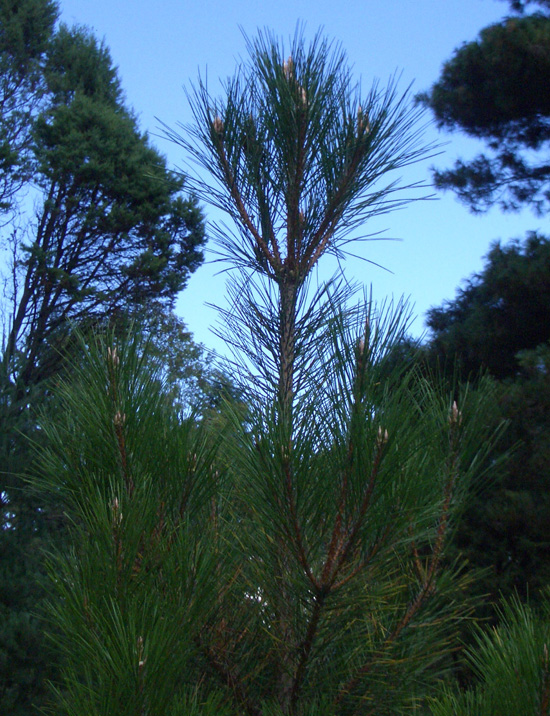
[36,28,503,716]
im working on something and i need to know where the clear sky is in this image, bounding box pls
[58,0,542,353]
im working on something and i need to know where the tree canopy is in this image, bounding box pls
[418,2,550,213]
[426,233,550,379]
[1,1,206,392]
[423,233,550,622]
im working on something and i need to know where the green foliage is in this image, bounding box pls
[429,594,550,715]
[33,303,504,716]
[0,492,61,715]
[418,3,550,213]
[32,26,506,716]
[423,234,550,618]
[426,233,550,379]
[34,332,222,716]
[0,375,64,714]
[0,3,208,712]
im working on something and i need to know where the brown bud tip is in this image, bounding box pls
[283,55,294,79]
[212,116,224,135]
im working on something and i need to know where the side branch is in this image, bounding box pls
[195,635,261,716]
[214,136,279,273]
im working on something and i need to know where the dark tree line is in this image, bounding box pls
[420,236,550,618]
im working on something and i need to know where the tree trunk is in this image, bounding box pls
[277,275,299,710]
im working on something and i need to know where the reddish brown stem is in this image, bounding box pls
[328,442,384,584]
[289,591,326,710]
[215,139,281,270]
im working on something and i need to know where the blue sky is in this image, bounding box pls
[59,0,543,353]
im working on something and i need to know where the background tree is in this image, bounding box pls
[36,28,504,716]
[417,0,550,214]
[426,233,550,379]
[422,234,550,619]
[0,3,207,712]
[0,0,57,215]
[3,21,206,391]
[417,0,550,629]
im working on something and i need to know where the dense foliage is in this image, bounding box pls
[0,1,207,712]
[429,593,550,715]
[32,29,506,716]
[423,235,550,619]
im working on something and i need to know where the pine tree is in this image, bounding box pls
[417,1,550,215]
[34,28,504,716]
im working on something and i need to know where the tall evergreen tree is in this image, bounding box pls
[35,28,504,716]
[417,1,550,214]
[3,21,205,391]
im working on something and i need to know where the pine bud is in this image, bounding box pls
[377,426,389,447]
[283,55,294,79]
[449,401,462,426]
[113,411,126,427]
[137,636,146,669]
[212,116,224,136]
[357,105,370,133]
[107,346,119,366]
[112,496,122,525]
